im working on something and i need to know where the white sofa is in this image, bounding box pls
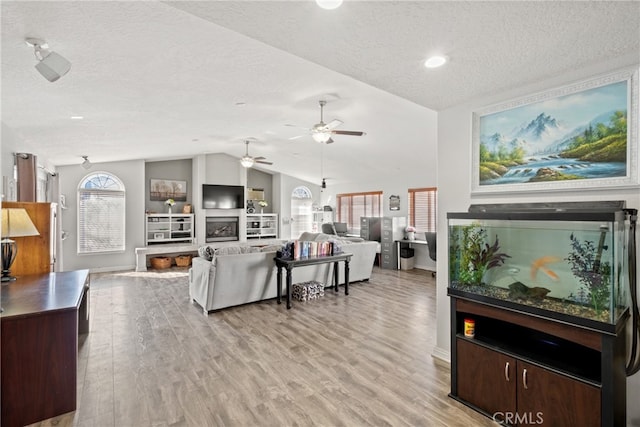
[188,234,378,314]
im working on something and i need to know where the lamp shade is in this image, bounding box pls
[1,208,40,238]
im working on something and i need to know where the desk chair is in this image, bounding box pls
[333,222,348,236]
[321,223,337,235]
[425,232,437,277]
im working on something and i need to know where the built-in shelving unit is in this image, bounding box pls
[145,213,194,245]
[246,213,278,239]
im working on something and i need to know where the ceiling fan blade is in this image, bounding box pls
[285,124,309,129]
[325,137,334,144]
[325,119,343,130]
[254,156,266,160]
[256,160,273,165]
[331,130,366,136]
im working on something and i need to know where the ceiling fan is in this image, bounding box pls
[289,100,366,144]
[240,140,272,168]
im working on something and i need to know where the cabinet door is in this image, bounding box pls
[457,339,517,417]
[3,202,51,275]
[516,361,600,427]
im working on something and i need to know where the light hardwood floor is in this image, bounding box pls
[30,266,497,427]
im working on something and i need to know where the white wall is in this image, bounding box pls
[436,56,640,422]
[247,168,274,214]
[145,158,193,213]
[57,159,146,272]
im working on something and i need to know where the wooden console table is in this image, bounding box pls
[1,269,90,427]
[274,253,352,309]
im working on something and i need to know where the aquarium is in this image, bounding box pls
[447,203,632,328]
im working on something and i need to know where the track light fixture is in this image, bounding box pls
[25,38,71,82]
[81,156,92,170]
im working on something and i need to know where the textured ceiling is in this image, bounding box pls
[170,1,640,110]
[1,1,639,186]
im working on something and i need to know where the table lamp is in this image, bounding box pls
[1,208,40,282]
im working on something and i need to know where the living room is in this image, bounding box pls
[2,1,640,426]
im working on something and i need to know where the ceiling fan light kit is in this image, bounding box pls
[295,100,365,144]
[312,131,332,144]
[240,157,255,168]
[240,140,272,168]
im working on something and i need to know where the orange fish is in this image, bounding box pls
[530,256,562,281]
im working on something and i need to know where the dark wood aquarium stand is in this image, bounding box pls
[448,293,627,426]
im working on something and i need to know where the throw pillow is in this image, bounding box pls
[198,246,215,261]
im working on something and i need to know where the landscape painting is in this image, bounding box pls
[150,179,188,201]
[472,69,638,193]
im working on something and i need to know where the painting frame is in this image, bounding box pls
[150,178,188,201]
[389,195,400,211]
[471,67,638,194]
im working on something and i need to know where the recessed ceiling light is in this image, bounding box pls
[424,55,448,69]
[70,115,84,120]
[315,0,343,10]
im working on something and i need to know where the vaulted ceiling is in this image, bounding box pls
[2,1,638,185]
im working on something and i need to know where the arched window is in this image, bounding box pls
[290,186,313,239]
[78,172,125,254]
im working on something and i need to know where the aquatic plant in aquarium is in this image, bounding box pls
[566,233,611,314]
[456,225,510,285]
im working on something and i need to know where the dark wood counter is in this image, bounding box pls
[1,269,90,427]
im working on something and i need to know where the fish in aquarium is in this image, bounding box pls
[530,255,562,282]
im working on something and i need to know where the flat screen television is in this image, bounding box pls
[202,184,245,209]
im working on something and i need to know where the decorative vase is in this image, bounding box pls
[168,206,172,214]
[407,231,415,241]
[260,208,264,215]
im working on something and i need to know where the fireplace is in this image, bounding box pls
[205,216,239,242]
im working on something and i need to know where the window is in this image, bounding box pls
[337,191,382,232]
[408,187,437,233]
[78,172,125,254]
[290,186,313,239]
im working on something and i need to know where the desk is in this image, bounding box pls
[274,253,352,309]
[395,239,429,270]
[1,270,90,427]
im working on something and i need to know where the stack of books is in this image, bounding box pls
[293,240,335,259]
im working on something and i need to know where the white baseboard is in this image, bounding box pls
[431,346,450,363]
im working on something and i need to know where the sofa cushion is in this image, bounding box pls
[260,244,283,252]
[198,245,215,261]
[214,246,260,256]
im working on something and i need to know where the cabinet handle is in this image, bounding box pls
[522,368,528,390]
[504,362,510,382]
